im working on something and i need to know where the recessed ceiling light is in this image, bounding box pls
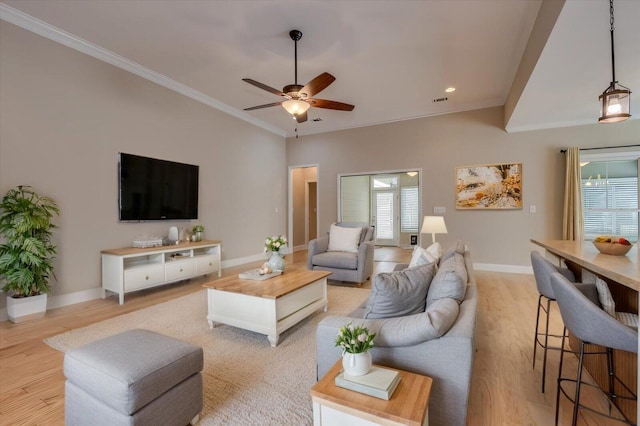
[445,87,456,93]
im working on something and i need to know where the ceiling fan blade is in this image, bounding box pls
[300,73,335,98]
[242,79,287,97]
[244,102,282,111]
[308,98,355,111]
[295,111,308,123]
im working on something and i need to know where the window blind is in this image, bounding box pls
[401,186,419,233]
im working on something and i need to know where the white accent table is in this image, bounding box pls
[203,268,330,347]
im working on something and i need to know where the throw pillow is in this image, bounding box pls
[595,277,616,318]
[364,262,436,319]
[371,298,460,347]
[426,252,468,306]
[327,224,362,253]
[408,243,439,268]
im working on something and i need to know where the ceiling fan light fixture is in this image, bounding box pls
[282,99,311,116]
[598,0,631,124]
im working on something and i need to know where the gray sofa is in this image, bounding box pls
[307,223,375,286]
[316,249,477,426]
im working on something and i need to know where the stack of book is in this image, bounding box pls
[335,366,401,400]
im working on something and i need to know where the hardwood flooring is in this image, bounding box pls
[0,247,630,425]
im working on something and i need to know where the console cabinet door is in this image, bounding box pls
[165,259,197,282]
[124,264,165,291]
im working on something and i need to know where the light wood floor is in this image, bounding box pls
[0,248,629,425]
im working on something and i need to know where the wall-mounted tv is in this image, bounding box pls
[119,153,199,221]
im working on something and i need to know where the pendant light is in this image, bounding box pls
[598,0,631,123]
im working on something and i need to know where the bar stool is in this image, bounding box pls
[550,272,637,426]
[530,251,576,393]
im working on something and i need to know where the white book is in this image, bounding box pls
[334,367,401,400]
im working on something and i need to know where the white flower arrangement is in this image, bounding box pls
[335,322,376,354]
[264,235,288,253]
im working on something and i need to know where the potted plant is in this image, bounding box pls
[335,322,376,376]
[192,224,205,242]
[0,186,60,323]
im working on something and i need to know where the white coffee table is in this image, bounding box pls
[203,268,330,346]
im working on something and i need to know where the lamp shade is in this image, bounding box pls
[282,99,311,116]
[420,216,447,244]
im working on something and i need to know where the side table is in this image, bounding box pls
[310,360,433,426]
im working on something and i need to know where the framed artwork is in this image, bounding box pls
[455,162,522,209]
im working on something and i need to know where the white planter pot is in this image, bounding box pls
[6,293,48,323]
[342,351,372,377]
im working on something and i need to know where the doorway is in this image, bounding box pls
[288,165,319,251]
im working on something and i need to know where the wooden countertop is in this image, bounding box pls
[531,239,640,291]
[202,268,331,299]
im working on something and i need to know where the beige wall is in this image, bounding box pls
[0,23,287,302]
[286,107,640,267]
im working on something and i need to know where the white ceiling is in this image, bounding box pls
[1,0,638,138]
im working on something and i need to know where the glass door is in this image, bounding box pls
[372,174,399,246]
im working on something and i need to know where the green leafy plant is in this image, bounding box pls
[264,235,288,253]
[0,186,60,297]
[335,322,376,354]
[192,224,205,233]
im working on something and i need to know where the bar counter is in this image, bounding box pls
[531,239,639,421]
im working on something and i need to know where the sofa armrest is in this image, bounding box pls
[307,235,329,269]
[357,240,375,280]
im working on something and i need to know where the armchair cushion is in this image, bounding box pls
[364,262,436,319]
[327,224,362,253]
[312,251,358,270]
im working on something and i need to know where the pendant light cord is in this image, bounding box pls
[294,38,298,86]
[609,0,616,84]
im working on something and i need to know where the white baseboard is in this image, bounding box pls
[221,253,267,269]
[473,263,532,275]
[292,244,307,252]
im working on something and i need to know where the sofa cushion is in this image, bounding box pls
[364,262,436,319]
[312,251,358,270]
[328,224,362,253]
[408,242,441,268]
[370,297,460,347]
[427,251,468,306]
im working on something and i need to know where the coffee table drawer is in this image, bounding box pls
[276,280,324,321]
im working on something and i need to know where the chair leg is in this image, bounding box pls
[533,294,543,369]
[572,341,586,426]
[555,328,567,426]
[607,347,615,413]
[541,297,552,393]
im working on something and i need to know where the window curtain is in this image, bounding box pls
[562,147,584,240]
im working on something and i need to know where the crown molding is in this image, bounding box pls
[0,3,287,138]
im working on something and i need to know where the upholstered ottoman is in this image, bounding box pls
[64,329,203,426]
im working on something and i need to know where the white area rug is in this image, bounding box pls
[45,286,369,425]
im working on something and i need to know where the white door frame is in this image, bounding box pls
[288,164,319,251]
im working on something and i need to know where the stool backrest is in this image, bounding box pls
[530,251,575,299]
[550,272,638,354]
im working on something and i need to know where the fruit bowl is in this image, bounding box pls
[593,239,633,256]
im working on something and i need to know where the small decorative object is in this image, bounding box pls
[264,235,288,271]
[456,163,522,209]
[192,224,205,242]
[335,322,376,377]
[593,236,633,256]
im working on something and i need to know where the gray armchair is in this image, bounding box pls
[307,223,375,286]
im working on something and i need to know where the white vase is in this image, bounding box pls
[268,250,286,272]
[6,293,48,323]
[342,351,372,377]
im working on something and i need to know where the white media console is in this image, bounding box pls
[101,240,222,304]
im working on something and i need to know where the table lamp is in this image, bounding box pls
[420,216,448,244]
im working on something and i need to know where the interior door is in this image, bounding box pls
[372,190,399,246]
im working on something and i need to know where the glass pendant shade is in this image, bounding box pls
[282,99,311,116]
[599,83,631,123]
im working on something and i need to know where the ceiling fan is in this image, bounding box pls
[242,30,355,124]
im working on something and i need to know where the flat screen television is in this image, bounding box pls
[119,153,199,221]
